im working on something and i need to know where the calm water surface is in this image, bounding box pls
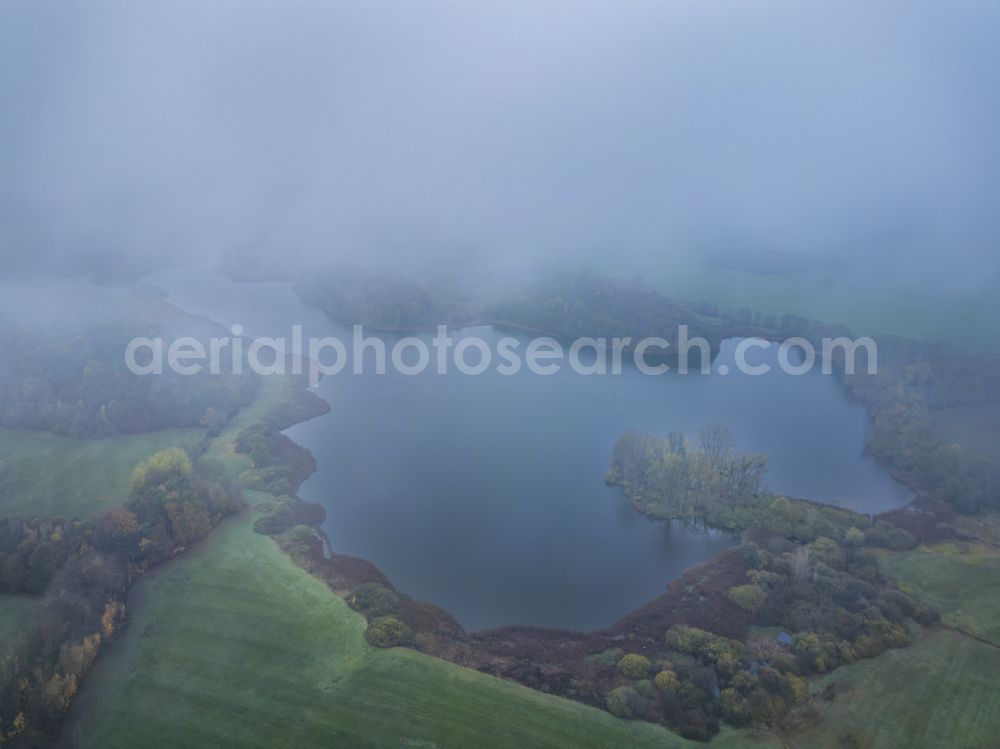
[143,269,911,631]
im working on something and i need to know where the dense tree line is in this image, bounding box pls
[599,624,810,739]
[224,382,330,538]
[598,426,935,739]
[294,267,449,328]
[486,272,721,353]
[841,336,1000,512]
[235,385,328,505]
[690,301,852,343]
[0,448,242,746]
[733,530,933,661]
[587,515,932,740]
[0,517,81,594]
[605,427,768,522]
[595,531,930,743]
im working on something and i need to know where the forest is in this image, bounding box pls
[585,425,936,738]
[485,273,718,349]
[0,445,242,745]
[0,292,254,437]
[294,266,463,329]
[841,336,1000,512]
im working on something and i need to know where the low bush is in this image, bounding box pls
[350,583,400,618]
[606,686,645,719]
[366,616,412,648]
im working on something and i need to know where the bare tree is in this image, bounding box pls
[790,545,812,583]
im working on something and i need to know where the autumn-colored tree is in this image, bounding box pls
[43,673,78,713]
[617,653,650,679]
[57,633,102,678]
[101,600,125,638]
[9,712,26,738]
[99,508,142,557]
[654,669,679,693]
[128,448,197,527]
[164,500,212,548]
[809,537,845,569]
[365,616,412,648]
[105,508,140,536]
[727,584,768,613]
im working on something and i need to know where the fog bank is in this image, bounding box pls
[2,0,998,298]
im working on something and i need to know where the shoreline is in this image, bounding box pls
[257,364,943,663]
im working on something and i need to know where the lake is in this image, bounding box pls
[142,268,912,631]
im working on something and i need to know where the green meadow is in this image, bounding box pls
[64,377,776,749]
[788,629,1000,749]
[787,540,1000,748]
[0,426,205,518]
[64,501,771,749]
[878,542,1000,646]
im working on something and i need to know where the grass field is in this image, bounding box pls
[878,543,1000,646]
[65,378,776,748]
[787,629,1000,749]
[788,542,1000,747]
[63,499,776,749]
[65,506,713,749]
[0,426,205,518]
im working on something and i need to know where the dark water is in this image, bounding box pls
[143,269,912,631]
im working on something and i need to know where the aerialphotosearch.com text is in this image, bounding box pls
[125,325,878,387]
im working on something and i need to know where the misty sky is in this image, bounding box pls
[1,1,998,291]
